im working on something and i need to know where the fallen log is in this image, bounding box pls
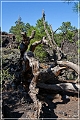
[57,61,80,83]
[37,82,80,94]
[57,61,80,75]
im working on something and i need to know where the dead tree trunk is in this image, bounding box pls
[42,10,55,49]
[21,11,80,119]
[28,58,42,118]
[42,10,66,61]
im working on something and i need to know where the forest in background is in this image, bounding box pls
[7,16,79,62]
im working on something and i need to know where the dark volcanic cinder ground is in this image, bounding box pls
[2,87,80,119]
[1,47,80,120]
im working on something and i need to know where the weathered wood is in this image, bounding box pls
[28,58,42,118]
[29,30,36,39]
[42,10,54,49]
[42,10,67,61]
[49,24,58,47]
[57,61,80,83]
[22,11,80,110]
[57,61,80,75]
[29,37,49,52]
[50,66,66,76]
[37,82,80,93]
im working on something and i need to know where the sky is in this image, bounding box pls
[0,0,79,33]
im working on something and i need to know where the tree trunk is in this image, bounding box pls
[28,59,42,118]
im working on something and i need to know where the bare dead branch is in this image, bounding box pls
[42,11,54,49]
[30,40,42,52]
[49,24,58,47]
[29,30,36,40]
[57,61,80,75]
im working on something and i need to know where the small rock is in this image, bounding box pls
[58,111,63,115]
[72,115,78,118]
[63,112,67,116]
[65,95,69,99]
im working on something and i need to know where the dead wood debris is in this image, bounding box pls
[2,10,80,119]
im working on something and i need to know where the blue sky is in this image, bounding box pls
[1,0,79,33]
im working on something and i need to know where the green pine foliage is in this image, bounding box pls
[55,22,77,46]
[9,17,78,62]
